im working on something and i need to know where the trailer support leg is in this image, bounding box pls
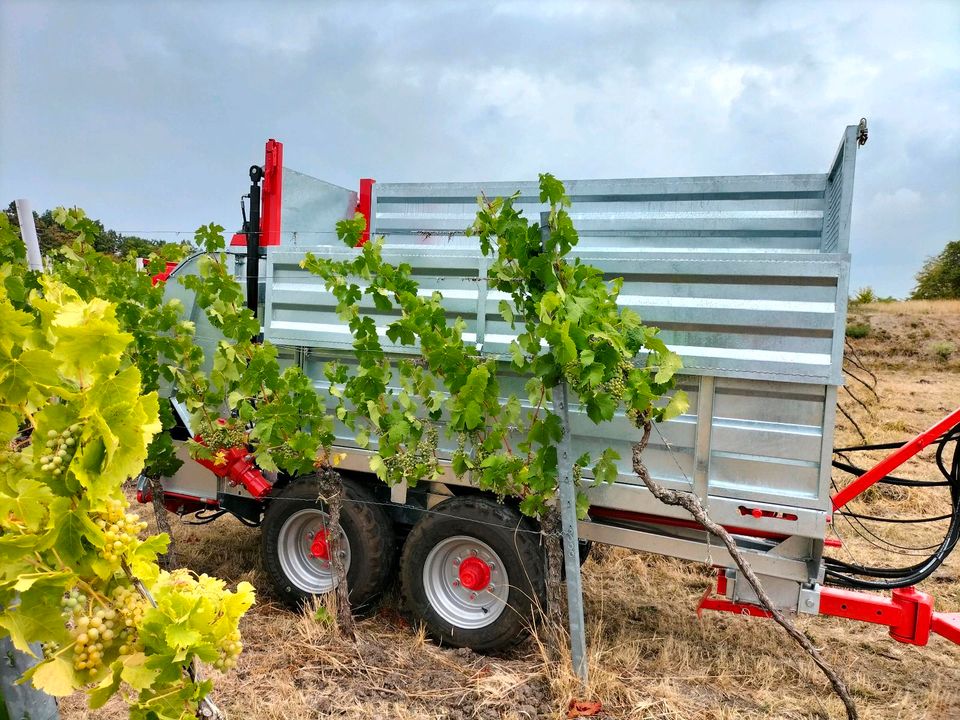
[556,381,588,685]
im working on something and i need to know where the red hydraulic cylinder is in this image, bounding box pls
[193,442,272,499]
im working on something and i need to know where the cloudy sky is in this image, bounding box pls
[1,0,957,296]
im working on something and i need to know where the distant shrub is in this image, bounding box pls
[931,342,954,362]
[850,287,877,305]
[846,322,871,339]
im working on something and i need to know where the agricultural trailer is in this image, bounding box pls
[139,124,960,653]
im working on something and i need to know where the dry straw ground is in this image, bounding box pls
[61,301,959,720]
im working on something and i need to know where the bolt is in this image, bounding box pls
[489,564,496,572]
[488,585,495,592]
[469,592,477,600]
[805,598,815,608]
[453,580,460,587]
[307,532,314,539]
[453,557,461,566]
[470,549,478,556]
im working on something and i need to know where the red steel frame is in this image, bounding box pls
[698,406,960,645]
[831,406,960,511]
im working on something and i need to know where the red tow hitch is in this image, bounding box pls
[698,570,960,646]
[193,439,272,499]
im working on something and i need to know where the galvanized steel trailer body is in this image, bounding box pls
[144,125,960,648]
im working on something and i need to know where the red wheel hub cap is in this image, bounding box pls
[458,556,491,591]
[309,530,330,560]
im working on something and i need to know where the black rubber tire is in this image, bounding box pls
[261,475,396,612]
[400,496,545,652]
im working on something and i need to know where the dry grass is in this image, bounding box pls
[60,301,960,719]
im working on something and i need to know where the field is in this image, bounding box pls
[61,301,960,720]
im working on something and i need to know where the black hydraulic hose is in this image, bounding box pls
[825,425,960,589]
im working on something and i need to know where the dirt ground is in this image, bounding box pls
[60,301,960,719]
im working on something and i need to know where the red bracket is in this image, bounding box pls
[356,178,375,246]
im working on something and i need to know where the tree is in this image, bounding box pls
[910,240,960,300]
[4,201,184,258]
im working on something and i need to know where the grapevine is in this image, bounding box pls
[0,248,254,719]
[301,174,687,521]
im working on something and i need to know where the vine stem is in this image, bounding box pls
[631,421,859,720]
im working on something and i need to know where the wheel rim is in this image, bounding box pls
[277,508,351,594]
[422,535,509,630]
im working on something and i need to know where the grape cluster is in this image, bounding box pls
[383,426,439,484]
[94,499,148,562]
[38,424,80,478]
[601,360,634,401]
[200,418,248,451]
[213,629,242,671]
[110,585,147,655]
[60,588,128,677]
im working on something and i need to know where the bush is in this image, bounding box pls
[931,342,954,362]
[850,287,877,305]
[911,240,960,300]
[846,322,871,339]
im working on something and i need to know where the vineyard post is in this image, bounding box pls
[554,380,589,685]
[14,198,42,271]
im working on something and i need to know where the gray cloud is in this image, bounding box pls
[1,0,957,296]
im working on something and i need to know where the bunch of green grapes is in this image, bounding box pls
[61,590,119,676]
[199,418,248,451]
[383,426,439,485]
[37,424,80,478]
[94,498,148,562]
[213,628,242,671]
[601,360,634,401]
[110,584,147,655]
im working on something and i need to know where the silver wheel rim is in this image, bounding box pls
[422,535,509,630]
[277,508,351,594]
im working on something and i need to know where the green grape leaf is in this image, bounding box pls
[21,653,79,696]
[121,652,162,690]
[654,350,683,385]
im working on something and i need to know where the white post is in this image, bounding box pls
[14,199,43,271]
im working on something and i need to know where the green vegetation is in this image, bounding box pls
[931,341,954,362]
[845,322,872,339]
[911,240,960,300]
[3,202,188,259]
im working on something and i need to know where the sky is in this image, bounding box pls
[1,0,957,297]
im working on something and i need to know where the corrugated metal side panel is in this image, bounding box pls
[264,248,847,385]
[262,245,839,513]
[371,174,829,254]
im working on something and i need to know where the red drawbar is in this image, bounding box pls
[697,570,959,646]
[832,406,960,511]
[356,178,375,246]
